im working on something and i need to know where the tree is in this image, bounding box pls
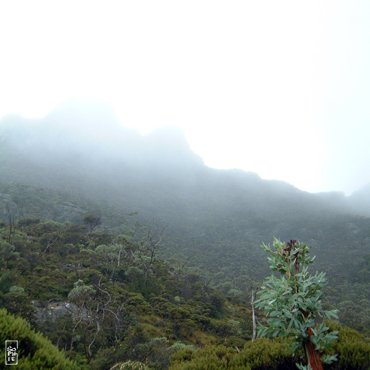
[255,239,338,370]
[0,240,20,269]
[67,279,125,359]
[83,213,102,233]
[5,203,16,243]
[141,226,165,285]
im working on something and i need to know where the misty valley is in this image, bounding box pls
[0,104,369,369]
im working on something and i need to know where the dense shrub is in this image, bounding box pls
[0,308,79,369]
[328,322,370,370]
[170,324,370,370]
[170,339,296,370]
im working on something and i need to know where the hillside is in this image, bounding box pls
[0,218,252,369]
[0,218,369,369]
[0,103,370,336]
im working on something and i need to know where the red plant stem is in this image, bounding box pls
[304,328,323,370]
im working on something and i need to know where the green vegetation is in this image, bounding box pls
[0,308,77,369]
[256,239,338,369]
[0,114,369,368]
[0,211,368,369]
[169,324,370,370]
[0,217,251,369]
[1,178,369,337]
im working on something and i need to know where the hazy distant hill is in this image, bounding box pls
[348,184,370,216]
[0,103,369,282]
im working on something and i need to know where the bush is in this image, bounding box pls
[169,324,370,370]
[170,339,295,370]
[328,322,370,370]
[0,308,79,369]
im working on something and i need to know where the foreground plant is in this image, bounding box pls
[255,239,338,370]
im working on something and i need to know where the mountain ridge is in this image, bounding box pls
[1,103,370,336]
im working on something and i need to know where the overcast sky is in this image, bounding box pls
[1,1,369,194]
